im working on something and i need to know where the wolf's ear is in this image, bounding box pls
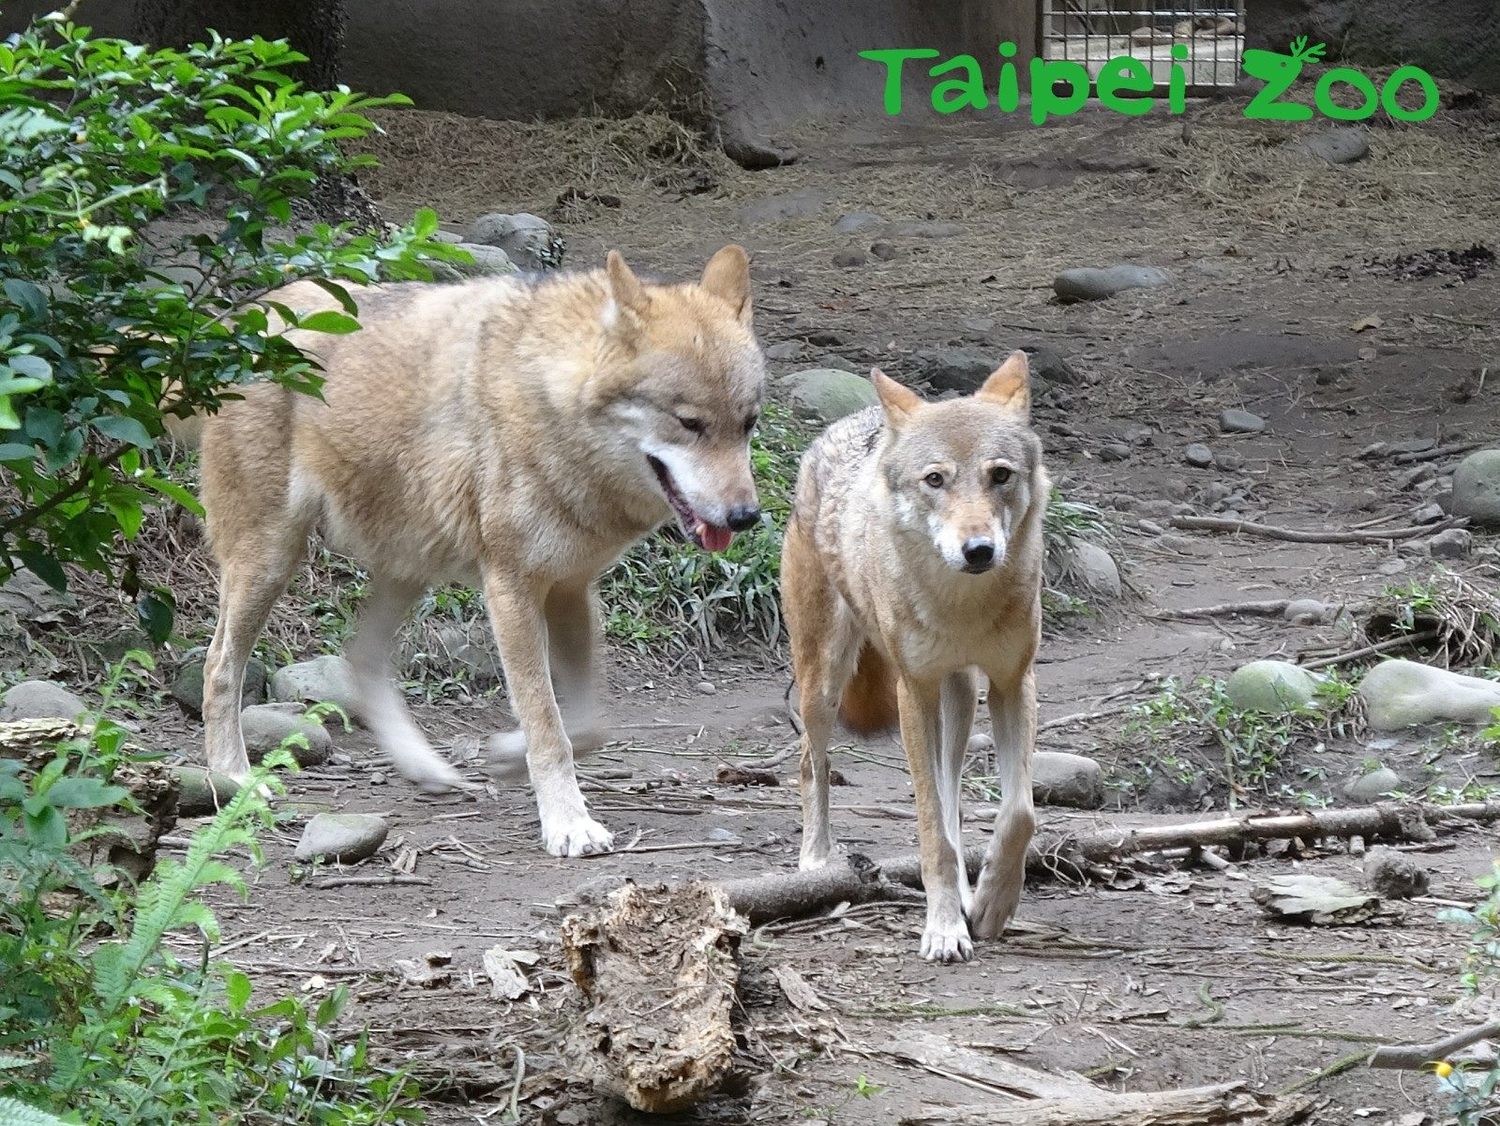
[976,351,1030,419]
[700,244,752,326]
[872,368,922,428]
[603,250,648,333]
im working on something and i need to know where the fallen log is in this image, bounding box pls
[899,1080,1313,1125]
[718,802,1500,924]
[1169,514,1450,544]
[1368,1020,1500,1070]
[560,882,747,1114]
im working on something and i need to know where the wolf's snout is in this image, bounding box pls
[726,503,761,532]
[961,536,996,573]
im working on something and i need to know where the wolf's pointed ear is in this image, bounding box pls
[700,244,753,326]
[872,367,922,428]
[603,250,648,333]
[976,351,1030,419]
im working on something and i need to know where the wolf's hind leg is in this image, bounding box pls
[350,573,465,793]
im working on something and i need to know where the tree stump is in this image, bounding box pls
[560,882,747,1114]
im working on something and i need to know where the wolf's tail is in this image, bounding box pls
[838,642,899,736]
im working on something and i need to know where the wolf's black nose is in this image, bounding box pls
[962,538,995,570]
[726,504,761,532]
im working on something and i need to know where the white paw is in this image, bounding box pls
[920,919,974,964]
[542,813,614,858]
[798,848,832,872]
[970,866,1021,940]
[399,756,469,795]
[482,730,530,782]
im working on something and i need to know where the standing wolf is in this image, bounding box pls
[781,353,1046,962]
[195,246,765,857]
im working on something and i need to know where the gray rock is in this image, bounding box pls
[1099,442,1131,463]
[294,812,388,864]
[0,679,87,721]
[737,189,826,226]
[831,249,866,268]
[1343,766,1402,802]
[240,703,332,767]
[1282,598,1328,625]
[1362,846,1429,899]
[1021,344,1080,386]
[1064,541,1122,599]
[1215,450,1246,472]
[442,243,516,278]
[780,368,879,424]
[721,134,799,169]
[1224,660,1317,714]
[869,240,900,261]
[1358,659,1500,730]
[1184,443,1216,468]
[426,624,503,687]
[695,681,717,696]
[1294,127,1370,165]
[1427,527,1473,559]
[919,347,994,393]
[812,352,860,374]
[832,211,883,234]
[883,219,965,238]
[1031,751,1105,809]
[464,212,560,270]
[1451,449,1500,526]
[965,732,994,762]
[171,654,267,717]
[173,766,242,817]
[1396,463,1436,491]
[763,341,804,362]
[1219,408,1265,434]
[270,655,362,719]
[0,567,76,622]
[1411,502,1447,525]
[1053,264,1171,302]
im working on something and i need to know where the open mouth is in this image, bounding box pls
[647,456,735,552]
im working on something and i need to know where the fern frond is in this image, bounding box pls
[0,1098,72,1126]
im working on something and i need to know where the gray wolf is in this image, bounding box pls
[194,246,765,857]
[780,353,1046,961]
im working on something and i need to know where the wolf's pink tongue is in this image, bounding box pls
[698,522,734,552]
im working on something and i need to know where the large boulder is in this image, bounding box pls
[295,813,388,864]
[171,653,268,717]
[779,368,878,424]
[1031,751,1105,809]
[1224,660,1317,714]
[0,680,87,721]
[240,703,333,766]
[1451,449,1500,526]
[269,656,362,719]
[465,212,561,270]
[1358,659,1500,730]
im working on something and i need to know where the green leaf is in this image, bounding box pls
[14,549,66,592]
[90,415,155,448]
[0,443,35,463]
[137,588,174,645]
[1,279,48,320]
[0,1096,74,1125]
[295,309,361,335]
[137,470,204,515]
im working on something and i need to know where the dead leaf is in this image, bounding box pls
[391,844,418,875]
[1251,875,1380,925]
[771,964,827,1012]
[1349,314,1383,332]
[482,945,536,1001]
[395,949,454,988]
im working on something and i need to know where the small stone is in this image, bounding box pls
[1359,659,1500,730]
[1098,443,1131,462]
[1282,599,1328,625]
[1343,766,1402,802]
[722,134,799,169]
[959,316,995,340]
[0,679,87,721]
[465,212,561,270]
[1294,127,1370,165]
[439,243,515,278]
[1362,846,1429,899]
[1122,424,1155,447]
[1020,344,1081,386]
[294,812,388,864]
[965,732,994,760]
[1224,660,1317,714]
[1216,450,1246,472]
[270,655,361,718]
[1219,408,1265,434]
[919,347,995,394]
[1139,519,1165,535]
[1396,463,1436,491]
[1053,264,1171,302]
[173,765,242,817]
[1451,449,1500,526]
[1184,443,1216,468]
[764,341,804,362]
[1062,541,1122,599]
[370,771,387,786]
[171,653,267,717]
[1411,502,1446,525]
[1356,442,1388,460]
[1031,751,1105,809]
[695,681,717,696]
[239,703,332,767]
[832,211,883,234]
[831,250,866,269]
[869,241,899,261]
[780,368,879,424]
[1427,528,1473,559]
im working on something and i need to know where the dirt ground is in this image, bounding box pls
[40,84,1500,1123]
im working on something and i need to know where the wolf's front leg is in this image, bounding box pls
[971,668,1037,939]
[899,676,973,963]
[482,570,613,857]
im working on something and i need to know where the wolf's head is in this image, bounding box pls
[586,245,765,552]
[872,353,1045,575]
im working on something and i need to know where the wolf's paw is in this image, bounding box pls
[969,867,1021,940]
[542,813,614,858]
[798,848,833,872]
[920,920,974,964]
[403,758,469,795]
[482,731,530,782]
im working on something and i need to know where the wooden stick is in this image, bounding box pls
[1368,1021,1500,1070]
[717,803,1500,924]
[1299,629,1441,670]
[309,875,432,890]
[1152,600,1291,620]
[1169,515,1451,544]
[898,1080,1313,1125]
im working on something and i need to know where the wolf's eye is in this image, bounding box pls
[677,415,706,435]
[991,466,1013,486]
[923,471,945,489]
[743,412,759,435]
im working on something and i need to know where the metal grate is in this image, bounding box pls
[1038,1,1246,91]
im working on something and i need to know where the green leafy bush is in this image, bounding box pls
[1436,863,1500,1124]
[0,14,458,638]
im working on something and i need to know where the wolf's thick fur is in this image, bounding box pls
[782,354,1046,962]
[196,247,765,857]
